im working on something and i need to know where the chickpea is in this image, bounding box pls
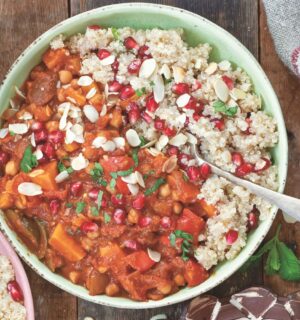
[173,201,183,215]
[5,160,18,176]
[159,183,171,198]
[69,271,81,284]
[174,274,186,287]
[105,283,120,296]
[157,283,172,295]
[59,70,73,84]
[127,208,139,224]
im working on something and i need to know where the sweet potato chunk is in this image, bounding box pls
[29,161,58,191]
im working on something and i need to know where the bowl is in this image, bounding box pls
[0,232,35,320]
[0,2,288,309]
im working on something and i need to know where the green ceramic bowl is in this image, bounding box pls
[0,3,288,309]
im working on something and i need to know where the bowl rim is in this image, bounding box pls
[0,2,288,309]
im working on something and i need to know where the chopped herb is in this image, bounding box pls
[110,172,118,179]
[104,212,111,224]
[20,146,38,173]
[98,179,108,187]
[91,207,99,217]
[90,163,105,185]
[111,27,119,40]
[76,202,86,214]
[143,170,155,180]
[150,80,155,87]
[169,233,176,247]
[9,131,15,136]
[58,161,74,174]
[67,167,74,174]
[144,178,166,196]
[111,167,134,178]
[65,202,73,208]
[163,77,173,85]
[132,148,139,167]
[213,100,238,117]
[183,173,189,182]
[139,136,147,147]
[116,194,123,199]
[169,230,193,261]
[97,190,103,210]
[66,228,75,236]
[135,87,146,97]
[110,178,116,190]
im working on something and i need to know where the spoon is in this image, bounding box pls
[191,144,300,221]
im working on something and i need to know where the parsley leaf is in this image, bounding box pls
[169,230,193,261]
[144,178,166,196]
[9,131,15,136]
[111,167,134,178]
[20,146,38,173]
[97,190,103,210]
[169,233,176,247]
[213,100,237,117]
[90,163,106,186]
[76,202,86,214]
[58,160,73,174]
[265,245,280,275]
[135,87,146,97]
[104,212,111,223]
[139,136,147,147]
[149,80,155,87]
[111,27,119,40]
[91,207,99,217]
[116,194,123,199]
[65,202,73,208]
[110,178,116,190]
[132,148,139,167]
[143,170,155,180]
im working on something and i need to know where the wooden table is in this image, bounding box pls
[1,0,300,319]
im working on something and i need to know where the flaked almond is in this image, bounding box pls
[68,106,81,119]
[172,66,185,83]
[66,96,77,104]
[147,248,161,262]
[71,123,84,136]
[18,111,32,120]
[218,60,231,71]
[100,55,115,66]
[28,169,45,178]
[92,136,107,148]
[121,172,138,184]
[86,87,97,99]
[159,64,171,79]
[126,129,141,147]
[135,171,145,188]
[15,86,26,99]
[177,113,187,125]
[55,171,69,183]
[147,147,161,157]
[213,79,229,102]
[230,88,246,100]
[31,133,36,147]
[113,137,125,149]
[65,128,76,144]
[0,128,8,139]
[8,123,28,135]
[107,94,119,107]
[176,93,190,108]
[83,105,99,123]
[59,102,71,130]
[139,58,157,79]
[162,155,178,173]
[33,149,43,160]
[100,104,107,117]
[169,133,188,147]
[155,134,169,151]
[205,62,218,75]
[71,153,89,171]
[185,132,197,144]
[102,140,116,152]
[18,182,42,196]
[153,74,165,103]
[140,139,157,149]
[127,183,139,196]
[77,75,93,86]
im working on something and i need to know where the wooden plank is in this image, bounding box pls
[0,1,77,320]
[70,1,260,319]
[259,0,300,296]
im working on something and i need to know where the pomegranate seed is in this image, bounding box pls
[163,126,176,137]
[232,152,244,166]
[128,109,141,125]
[193,113,202,122]
[138,45,151,58]
[88,188,100,201]
[128,59,142,74]
[160,216,171,229]
[226,230,239,245]
[81,221,99,234]
[127,102,139,112]
[70,181,83,197]
[34,129,48,144]
[41,142,55,159]
[123,239,140,251]
[111,59,119,72]
[97,49,111,60]
[120,85,135,100]
[184,117,190,126]
[212,118,225,131]
[184,97,197,110]
[49,199,60,214]
[235,163,254,177]
[154,118,165,131]
[254,158,271,173]
[31,121,44,131]
[111,194,125,206]
[178,153,191,169]
[172,83,189,95]
[145,95,159,112]
[199,163,211,179]
[138,216,152,228]
[113,208,127,224]
[192,80,202,91]
[108,80,122,92]
[7,281,23,302]
[247,211,259,230]
[124,36,139,50]
[132,194,145,210]
[222,75,234,90]
[167,146,179,156]
[88,25,101,30]
[141,111,153,124]
[186,166,201,181]
[0,151,9,167]
[48,130,64,144]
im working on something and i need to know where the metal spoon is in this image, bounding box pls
[191,144,300,221]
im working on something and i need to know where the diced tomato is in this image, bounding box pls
[116,177,130,195]
[184,260,209,287]
[176,208,205,241]
[100,156,134,175]
[126,251,156,272]
[199,199,217,217]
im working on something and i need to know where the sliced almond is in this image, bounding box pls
[33,149,43,160]
[213,79,229,102]
[169,133,188,147]
[176,94,190,108]
[172,66,185,83]
[162,155,178,174]
[121,172,137,184]
[155,134,169,151]
[59,102,71,130]
[66,96,77,104]
[147,148,161,157]
[100,104,108,116]
[127,183,139,196]
[0,128,8,139]
[147,248,161,262]
[28,169,45,178]
[126,129,141,147]
[15,86,26,99]
[55,171,70,183]
[71,123,84,136]
[141,139,157,149]
[30,134,36,147]
[18,111,33,121]
[71,153,89,171]
[77,75,93,86]
[205,62,218,75]
[83,105,99,123]
[230,88,246,100]
[102,140,116,152]
[8,123,28,135]
[139,58,157,79]
[135,171,145,188]
[92,136,107,148]
[100,55,115,66]
[86,87,97,99]
[153,74,165,103]
[18,182,43,196]
[113,137,125,149]
[65,128,76,144]
[159,64,171,79]
[177,113,187,125]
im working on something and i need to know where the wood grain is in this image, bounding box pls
[0,1,77,319]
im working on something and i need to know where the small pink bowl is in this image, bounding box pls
[0,232,34,320]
